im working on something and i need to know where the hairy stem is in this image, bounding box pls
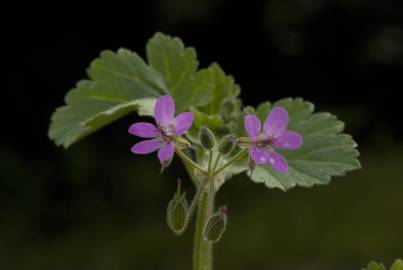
[192,182,215,270]
[180,147,217,270]
[181,151,215,270]
[212,153,221,172]
[186,177,209,221]
[207,150,213,172]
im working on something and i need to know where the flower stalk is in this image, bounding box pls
[175,147,208,175]
[180,149,216,270]
[213,149,247,176]
[193,188,215,270]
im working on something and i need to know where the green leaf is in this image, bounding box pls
[185,63,242,145]
[230,98,360,191]
[192,108,224,130]
[49,33,220,148]
[49,48,166,148]
[199,63,240,115]
[146,33,214,112]
[391,259,403,270]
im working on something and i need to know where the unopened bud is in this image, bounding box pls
[167,179,189,235]
[218,135,235,155]
[199,126,215,150]
[244,106,255,114]
[203,206,228,243]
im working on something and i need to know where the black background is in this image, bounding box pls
[5,1,403,154]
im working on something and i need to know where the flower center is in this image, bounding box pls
[255,134,276,148]
[160,123,176,142]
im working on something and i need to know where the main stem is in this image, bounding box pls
[192,186,214,270]
[180,149,215,270]
[181,147,246,270]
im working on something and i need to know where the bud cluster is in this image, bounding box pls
[166,125,237,241]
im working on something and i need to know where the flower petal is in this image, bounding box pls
[274,130,303,150]
[263,107,289,138]
[158,141,174,161]
[128,122,160,138]
[154,95,175,128]
[266,151,288,173]
[131,139,161,154]
[249,146,272,165]
[244,115,261,141]
[174,112,194,135]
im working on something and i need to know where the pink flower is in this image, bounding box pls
[244,107,303,173]
[129,95,194,162]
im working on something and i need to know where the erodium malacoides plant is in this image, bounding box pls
[48,33,361,270]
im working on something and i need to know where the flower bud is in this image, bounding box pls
[167,179,189,235]
[199,126,215,150]
[244,106,255,114]
[218,135,235,155]
[203,206,228,243]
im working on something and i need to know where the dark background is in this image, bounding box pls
[2,1,403,269]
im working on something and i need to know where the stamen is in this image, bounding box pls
[256,134,276,148]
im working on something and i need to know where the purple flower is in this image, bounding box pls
[244,107,303,173]
[129,95,194,162]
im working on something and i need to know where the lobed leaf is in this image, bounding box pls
[146,33,214,112]
[48,48,165,148]
[229,98,361,191]
[49,33,232,148]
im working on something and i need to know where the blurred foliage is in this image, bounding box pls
[362,259,403,270]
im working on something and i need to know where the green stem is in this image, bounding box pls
[186,177,209,221]
[213,149,247,176]
[207,150,213,172]
[176,147,207,175]
[212,153,221,172]
[192,182,215,270]
[180,148,216,270]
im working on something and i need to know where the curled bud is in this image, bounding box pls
[199,126,215,150]
[167,179,189,235]
[218,135,235,155]
[203,206,228,243]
